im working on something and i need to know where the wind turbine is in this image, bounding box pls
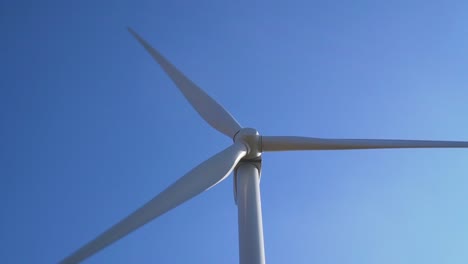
[60,28,468,264]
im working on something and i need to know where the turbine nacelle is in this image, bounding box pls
[234,128,261,160]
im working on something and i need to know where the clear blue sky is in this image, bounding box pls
[2,1,468,263]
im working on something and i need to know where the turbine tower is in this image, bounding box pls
[60,28,468,264]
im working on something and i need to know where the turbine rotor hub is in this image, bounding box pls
[234,128,262,159]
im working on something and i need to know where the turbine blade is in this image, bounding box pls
[262,136,468,151]
[128,28,242,138]
[60,143,247,264]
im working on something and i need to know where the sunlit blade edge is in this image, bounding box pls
[262,136,468,151]
[60,143,247,264]
[128,28,242,138]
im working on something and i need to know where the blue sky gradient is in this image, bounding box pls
[2,1,468,263]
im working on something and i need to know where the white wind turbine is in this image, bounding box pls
[60,28,468,264]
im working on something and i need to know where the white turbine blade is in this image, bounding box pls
[61,143,247,264]
[262,136,468,151]
[128,28,242,138]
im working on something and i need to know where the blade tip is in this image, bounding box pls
[127,27,136,36]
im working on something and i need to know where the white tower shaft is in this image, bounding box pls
[236,162,266,264]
